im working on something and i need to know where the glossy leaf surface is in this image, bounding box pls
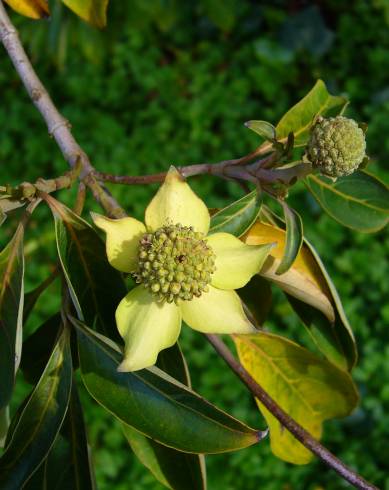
[76,320,261,454]
[0,224,24,410]
[0,328,72,489]
[124,343,206,489]
[244,221,357,370]
[276,204,303,275]
[46,195,126,342]
[209,191,262,237]
[305,171,389,232]
[235,332,359,464]
[244,120,276,141]
[20,314,62,384]
[276,79,348,146]
[43,381,95,490]
[237,275,272,327]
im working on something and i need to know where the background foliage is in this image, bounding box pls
[1,1,389,488]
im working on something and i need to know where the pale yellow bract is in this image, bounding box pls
[92,167,272,372]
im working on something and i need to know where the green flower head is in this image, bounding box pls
[306,115,366,178]
[92,167,272,372]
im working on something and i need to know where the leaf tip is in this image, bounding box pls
[256,427,269,442]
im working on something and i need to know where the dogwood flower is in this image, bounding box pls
[92,167,272,372]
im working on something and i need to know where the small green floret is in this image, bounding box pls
[134,224,216,304]
[306,115,366,177]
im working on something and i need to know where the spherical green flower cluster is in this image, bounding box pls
[306,116,366,177]
[134,224,216,304]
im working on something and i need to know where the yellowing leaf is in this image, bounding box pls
[235,332,359,464]
[243,221,334,322]
[61,0,109,28]
[4,0,49,19]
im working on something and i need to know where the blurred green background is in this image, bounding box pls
[1,1,389,488]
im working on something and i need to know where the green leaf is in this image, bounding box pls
[244,120,276,141]
[46,195,127,342]
[44,381,96,490]
[23,271,58,323]
[20,314,62,384]
[237,275,272,327]
[123,424,206,490]
[209,191,262,237]
[0,328,72,489]
[276,204,303,275]
[276,79,348,146]
[288,237,358,371]
[75,319,263,454]
[156,343,191,386]
[61,0,109,28]
[305,171,389,232]
[235,332,359,464]
[244,220,357,370]
[0,407,10,448]
[0,224,24,410]
[124,343,206,490]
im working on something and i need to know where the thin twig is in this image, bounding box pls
[205,334,377,490]
[0,2,125,218]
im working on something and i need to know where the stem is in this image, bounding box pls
[0,2,125,218]
[205,334,377,490]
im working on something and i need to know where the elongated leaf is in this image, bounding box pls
[245,120,276,141]
[23,271,58,323]
[276,204,303,275]
[44,381,96,490]
[3,0,49,19]
[235,332,359,464]
[305,171,389,232]
[62,0,109,28]
[124,343,206,490]
[289,237,358,370]
[75,320,263,454]
[20,314,62,384]
[45,195,126,342]
[0,208,6,227]
[243,221,357,370]
[0,224,24,410]
[243,222,334,321]
[123,424,206,490]
[209,191,262,237]
[0,328,72,489]
[237,275,272,327]
[0,407,10,448]
[276,80,348,146]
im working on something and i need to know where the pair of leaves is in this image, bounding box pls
[305,171,389,233]
[235,332,359,464]
[75,320,264,455]
[123,344,206,490]
[243,219,357,371]
[0,223,24,411]
[23,380,96,490]
[0,328,73,489]
[4,0,109,28]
